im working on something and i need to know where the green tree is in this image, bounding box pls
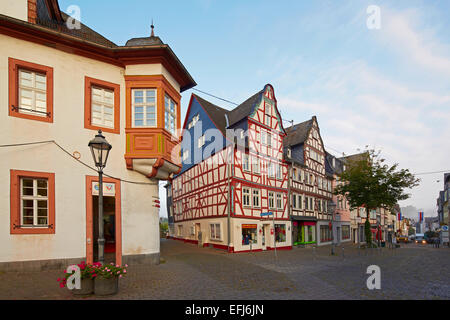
[408,226,415,236]
[334,149,420,247]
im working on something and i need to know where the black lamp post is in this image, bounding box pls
[88,130,112,265]
[328,201,337,255]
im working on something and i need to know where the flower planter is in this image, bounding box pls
[94,277,119,296]
[72,278,94,296]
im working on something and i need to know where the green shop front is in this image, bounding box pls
[292,217,317,246]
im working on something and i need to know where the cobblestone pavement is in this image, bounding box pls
[1,239,449,300]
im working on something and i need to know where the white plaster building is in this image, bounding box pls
[0,0,195,270]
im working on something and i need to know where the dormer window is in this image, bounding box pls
[332,158,336,168]
[287,148,291,158]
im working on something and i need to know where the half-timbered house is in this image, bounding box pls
[283,117,334,246]
[169,84,292,252]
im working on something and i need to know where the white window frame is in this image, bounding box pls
[276,164,282,180]
[91,85,114,128]
[268,162,275,178]
[243,188,251,207]
[182,149,189,162]
[20,177,48,227]
[298,194,303,210]
[268,191,275,209]
[252,157,260,174]
[198,135,205,148]
[252,189,261,208]
[18,68,47,116]
[210,223,221,240]
[276,193,282,210]
[243,154,250,172]
[132,88,157,128]
[164,94,177,134]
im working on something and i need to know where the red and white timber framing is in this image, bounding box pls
[170,85,292,252]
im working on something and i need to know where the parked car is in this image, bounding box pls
[414,234,426,244]
[397,235,409,243]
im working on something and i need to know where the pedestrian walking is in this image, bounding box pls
[392,233,397,249]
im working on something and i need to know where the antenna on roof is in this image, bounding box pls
[151,19,155,37]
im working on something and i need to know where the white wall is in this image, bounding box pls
[0,34,161,263]
[0,0,28,22]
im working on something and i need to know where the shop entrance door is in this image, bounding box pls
[86,176,122,265]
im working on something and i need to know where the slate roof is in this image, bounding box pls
[193,94,230,136]
[227,90,264,127]
[35,0,117,47]
[283,119,314,147]
[125,36,164,46]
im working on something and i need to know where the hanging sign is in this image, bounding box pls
[92,182,116,196]
[270,228,274,235]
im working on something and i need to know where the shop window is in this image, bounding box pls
[9,58,54,123]
[320,225,332,242]
[275,224,286,243]
[10,170,55,234]
[242,224,257,245]
[342,225,350,240]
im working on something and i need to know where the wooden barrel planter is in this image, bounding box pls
[72,278,94,296]
[94,277,119,296]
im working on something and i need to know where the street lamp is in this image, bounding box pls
[88,130,112,265]
[328,201,337,255]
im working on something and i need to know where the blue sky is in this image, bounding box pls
[60,0,450,218]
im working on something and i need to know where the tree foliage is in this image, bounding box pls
[334,149,420,245]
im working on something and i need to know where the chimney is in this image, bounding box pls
[28,0,37,24]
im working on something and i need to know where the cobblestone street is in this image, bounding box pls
[1,239,449,300]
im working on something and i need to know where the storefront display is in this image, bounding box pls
[242,224,257,245]
[275,224,286,242]
[293,221,316,245]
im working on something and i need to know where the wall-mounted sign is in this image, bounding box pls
[242,224,257,229]
[92,182,116,196]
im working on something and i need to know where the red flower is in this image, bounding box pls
[59,283,64,288]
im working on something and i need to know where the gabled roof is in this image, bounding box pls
[283,119,314,147]
[227,90,264,127]
[339,152,369,164]
[193,94,230,136]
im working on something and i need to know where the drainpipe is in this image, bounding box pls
[288,161,293,246]
[227,144,232,253]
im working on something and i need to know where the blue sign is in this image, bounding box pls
[260,212,273,217]
[443,225,448,231]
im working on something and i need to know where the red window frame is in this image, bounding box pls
[10,170,56,235]
[8,57,54,123]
